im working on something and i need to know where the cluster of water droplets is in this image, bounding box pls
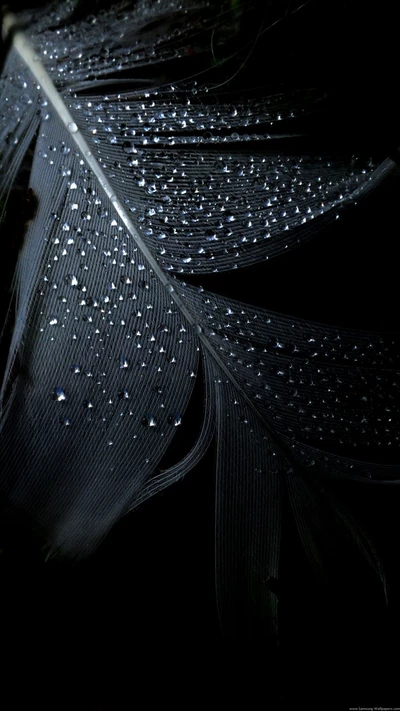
[174,282,400,476]
[23,0,253,87]
[10,0,380,279]
[15,118,204,457]
[60,87,378,275]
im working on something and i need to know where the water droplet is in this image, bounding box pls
[67,122,78,133]
[194,324,202,335]
[84,400,93,409]
[60,417,71,426]
[49,316,58,326]
[174,415,182,426]
[165,283,174,293]
[120,357,129,369]
[54,387,66,401]
[71,364,81,374]
[65,274,78,286]
[122,141,136,154]
[119,389,130,399]
[142,415,156,427]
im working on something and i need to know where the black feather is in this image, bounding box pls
[0,0,398,641]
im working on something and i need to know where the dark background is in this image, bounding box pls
[1,1,400,708]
